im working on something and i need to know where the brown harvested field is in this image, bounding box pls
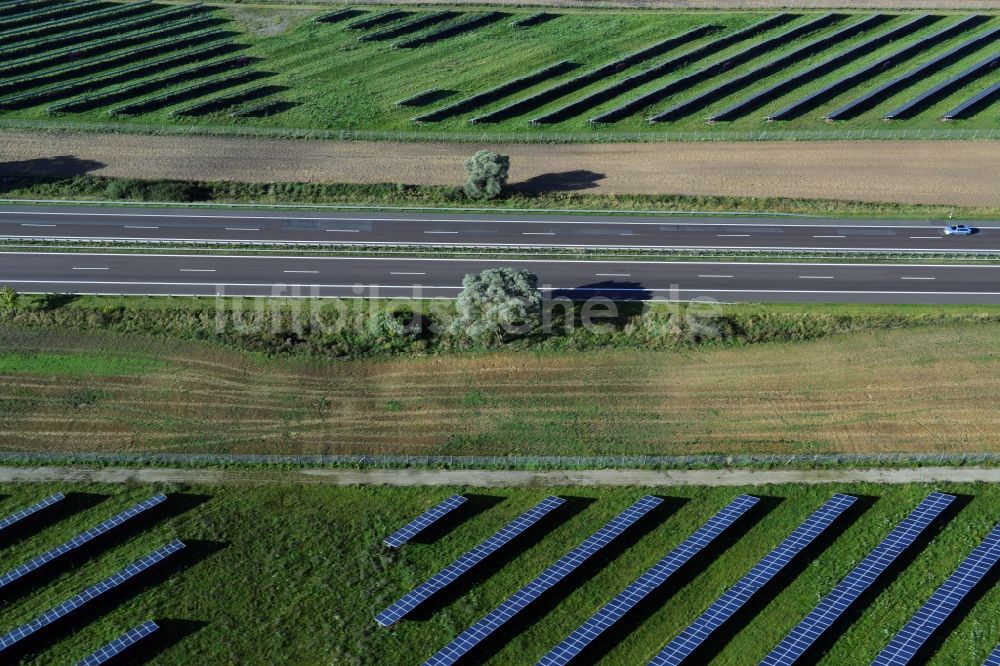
[2,324,999,457]
[2,130,1000,206]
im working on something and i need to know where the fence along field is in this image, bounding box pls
[1,3,1000,134]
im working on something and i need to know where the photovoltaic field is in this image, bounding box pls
[2,2,1000,137]
[0,482,997,664]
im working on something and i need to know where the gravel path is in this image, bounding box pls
[3,131,999,206]
[1,466,998,486]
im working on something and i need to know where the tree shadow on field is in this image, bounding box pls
[35,293,80,310]
[511,170,606,193]
[407,494,505,545]
[451,496,688,666]
[0,155,105,180]
[407,496,596,622]
[551,280,653,303]
[798,493,972,665]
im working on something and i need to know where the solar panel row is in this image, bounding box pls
[383,494,467,549]
[0,540,184,651]
[943,80,1000,120]
[0,493,64,533]
[872,522,1000,666]
[537,494,759,666]
[984,644,1000,666]
[424,495,663,666]
[76,620,159,666]
[649,494,858,666]
[760,491,955,666]
[375,496,566,627]
[0,493,167,589]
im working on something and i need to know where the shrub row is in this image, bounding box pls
[591,13,832,124]
[171,83,277,116]
[652,13,887,123]
[0,29,230,95]
[0,0,93,29]
[313,7,362,23]
[414,59,576,122]
[358,10,458,42]
[0,0,154,45]
[0,42,238,110]
[49,55,253,113]
[110,68,263,115]
[395,11,505,48]
[0,14,219,80]
[346,9,408,30]
[711,16,927,122]
[510,12,556,28]
[469,24,719,124]
[0,2,206,61]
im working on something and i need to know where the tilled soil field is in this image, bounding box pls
[2,130,999,206]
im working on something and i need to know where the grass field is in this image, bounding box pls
[0,481,997,664]
[2,316,1000,456]
[2,2,1000,138]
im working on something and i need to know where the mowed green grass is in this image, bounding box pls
[2,320,1000,456]
[4,4,1000,137]
[0,482,997,664]
[0,352,166,376]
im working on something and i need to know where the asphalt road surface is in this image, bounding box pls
[0,205,997,252]
[5,252,1000,303]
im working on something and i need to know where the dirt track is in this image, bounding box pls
[0,466,998,486]
[2,130,999,206]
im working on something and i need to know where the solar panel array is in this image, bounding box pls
[888,50,1000,119]
[943,80,1000,120]
[77,620,159,666]
[760,491,955,666]
[424,495,663,666]
[0,493,64,533]
[649,494,858,666]
[871,522,1000,666]
[537,494,759,666]
[383,494,467,549]
[984,644,1000,666]
[0,493,167,589]
[0,540,184,652]
[375,496,566,627]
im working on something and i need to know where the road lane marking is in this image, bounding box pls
[813,235,845,238]
[390,271,426,275]
[180,269,216,272]
[522,232,555,235]
[799,275,834,279]
[225,227,260,231]
[20,223,56,227]
[901,276,936,280]
[425,231,459,234]
[124,225,159,229]
[910,236,941,239]
[325,229,360,232]
[283,270,319,274]
[72,267,108,270]
[717,234,750,237]
[595,273,631,277]
[698,274,734,278]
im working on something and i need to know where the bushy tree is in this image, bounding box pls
[463,150,509,200]
[0,285,18,315]
[450,268,542,344]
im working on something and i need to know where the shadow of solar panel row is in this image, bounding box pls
[826,22,1000,119]
[760,491,955,666]
[424,495,663,666]
[0,540,184,651]
[537,494,759,666]
[984,644,1000,666]
[0,493,166,589]
[651,14,891,122]
[0,493,64,533]
[872,521,1000,666]
[887,49,1000,119]
[713,13,932,121]
[591,13,838,124]
[649,493,858,666]
[383,494,467,549]
[769,15,985,120]
[77,620,159,666]
[376,496,565,627]
[943,79,1000,119]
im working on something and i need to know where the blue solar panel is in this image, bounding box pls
[872,522,1000,666]
[0,493,64,533]
[648,494,857,666]
[0,540,183,652]
[537,494,759,666]
[384,494,467,549]
[376,496,565,627]
[0,493,166,589]
[760,491,955,666]
[76,620,159,666]
[984,644,1000,666]
[424,495,663,666]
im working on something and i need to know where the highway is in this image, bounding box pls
[0,205,997,252]
[5,252,1000,303]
